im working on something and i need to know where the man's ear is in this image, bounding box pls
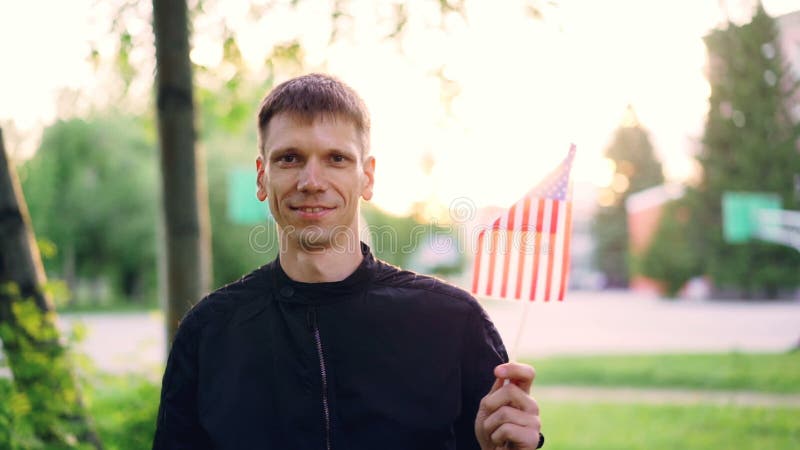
[256,155,268,202]
[361,155,375,201]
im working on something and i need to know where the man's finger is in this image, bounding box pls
[480,383,539,415]
[488,376,504,395]
[490,422,540,447]
[481,405,536,437]
[495,362,536,393]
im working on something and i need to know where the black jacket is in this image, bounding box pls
[153,242,508,449]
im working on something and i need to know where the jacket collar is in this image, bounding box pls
[269,241,377,305]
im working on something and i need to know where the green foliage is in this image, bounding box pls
[0,291,97,449]
[527,351,800,393]
[0,379,44,450]
[591,204,630,287]
[19,116,159,305]
[639,201,702,297]
[116,31,135,91]
[695,5,800,297]
[361,203,422,268]
[84,375,160,450]
[605,119,666,196]
[591,112,665,287]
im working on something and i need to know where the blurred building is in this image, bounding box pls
[777,10,800,79]
[568,181,604,290]
[777,10,800,120]
[625,183,685,295]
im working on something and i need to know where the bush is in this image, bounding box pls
[85,375,160,450]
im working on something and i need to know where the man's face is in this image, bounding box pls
[256,113,375,252]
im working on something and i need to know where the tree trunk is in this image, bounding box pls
[152,0,212,346]
[0,128,103,448]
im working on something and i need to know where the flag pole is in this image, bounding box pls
[508,298,531,362]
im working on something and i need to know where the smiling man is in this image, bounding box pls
[152,74,543,449]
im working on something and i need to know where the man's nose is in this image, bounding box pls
[297,159,326,192]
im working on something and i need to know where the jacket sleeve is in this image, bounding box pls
[152,310,213,450]
[454,303,509,449]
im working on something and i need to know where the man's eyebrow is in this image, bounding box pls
[328,147,357,157]
[268,147,299,157]
[267,146,358,159]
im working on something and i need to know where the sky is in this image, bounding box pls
[1,0,798,216]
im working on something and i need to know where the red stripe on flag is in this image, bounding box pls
[514,197,532,299]
[558,202,573,301]
[472,231,484,294]
[548,201,559,233]
[528,199,546,301]
[485,230,499,296]
[520,196,531,229]
[543,201,560,302]
[500,204,517,297]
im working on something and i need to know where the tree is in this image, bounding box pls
[639,200,702,297]
[20,117,159,306]
[592,106,665,287]
[152,0,212,344]
[0,128,102,448]
[693,3,800,297]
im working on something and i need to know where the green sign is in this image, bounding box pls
[227,167,272,224]
[722,192,781,243]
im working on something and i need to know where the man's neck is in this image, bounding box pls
[279,241,364,283]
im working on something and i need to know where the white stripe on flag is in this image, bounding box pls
[533,199,553,301]
[551,199,567,300]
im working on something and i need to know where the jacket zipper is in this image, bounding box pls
[308,307,332,450]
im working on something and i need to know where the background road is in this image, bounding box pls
[48,290,800,375]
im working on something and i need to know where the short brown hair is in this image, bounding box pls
[256,73,371,156]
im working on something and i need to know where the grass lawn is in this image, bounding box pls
[2,351,799,448]
[541,400,800,450]
[4,376,796,450]
[526,351,800,393]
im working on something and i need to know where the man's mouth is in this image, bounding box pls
[290,205,335,219]
[293,207,328,213]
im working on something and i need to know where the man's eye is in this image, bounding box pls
[280,154,297,163]
[331,155,345,163]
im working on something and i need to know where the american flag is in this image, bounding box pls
[471,144,576,301]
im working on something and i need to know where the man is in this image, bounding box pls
[153,74,543,449]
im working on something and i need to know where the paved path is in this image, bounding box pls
[482,290,800,359]
[3,290,794,375]
[58,311,167,376]
[534,385,800,408]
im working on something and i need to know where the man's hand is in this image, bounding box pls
[474,362,541,450]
